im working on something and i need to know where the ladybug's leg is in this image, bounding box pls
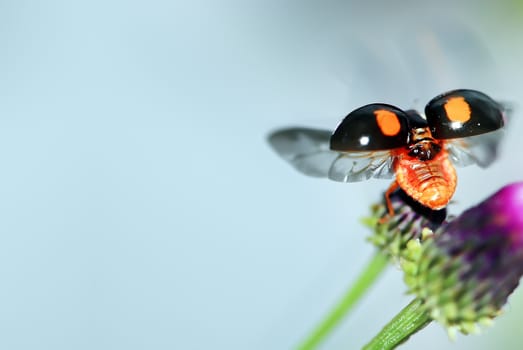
[379,181,400,223]
[385,181,400,216]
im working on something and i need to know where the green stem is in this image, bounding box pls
[297,252,389,350]
[362,298,432,350]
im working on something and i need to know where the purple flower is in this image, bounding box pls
[407,182,523,334]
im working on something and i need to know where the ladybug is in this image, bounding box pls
[269,89,507,216]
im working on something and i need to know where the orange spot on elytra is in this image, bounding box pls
[444,97,471,123]
[374,110,401,136]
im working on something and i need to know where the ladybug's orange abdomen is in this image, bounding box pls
[394,150,457,210]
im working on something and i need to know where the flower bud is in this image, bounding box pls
[365,189,446,259]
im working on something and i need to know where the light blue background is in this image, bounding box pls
[1,1,523,349]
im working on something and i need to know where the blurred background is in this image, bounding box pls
[1,0,522,349]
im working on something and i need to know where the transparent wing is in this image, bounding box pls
[445,128,505,168]
[327,150,394,182]
[498,101,514,124]
[268,127,337,177]
[267,127,395,182]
